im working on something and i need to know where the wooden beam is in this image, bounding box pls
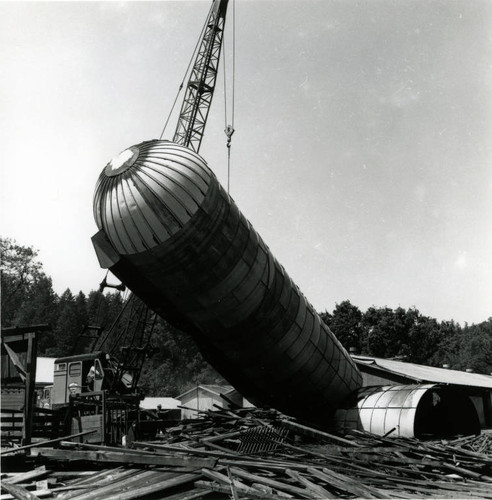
[52,469,163,500]
[2,343,26,382]
[280,419,361,447]
[22,331,37,445]
[229,466,314,499]
[102,473,201,500]
[1,325,51,336]
[195,480,284,499]
[1,467,48,485]
[29,447,217,468]
[0,482,38,500]
[0,430,97,456]
[285,469,336,499]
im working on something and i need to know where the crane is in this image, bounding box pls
[106,0,232,391]
[173,0,230,153]
[96,0,232,393]
[52,0,233,445]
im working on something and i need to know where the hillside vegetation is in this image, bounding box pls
[2,237,491,396]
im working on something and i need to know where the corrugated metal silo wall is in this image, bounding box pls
[92,141,362,425]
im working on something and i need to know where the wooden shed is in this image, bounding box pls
[1,325,51,445]
[178,385,252,420]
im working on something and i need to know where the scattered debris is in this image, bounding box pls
[2,407,492,499]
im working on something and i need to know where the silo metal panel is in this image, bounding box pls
[382,408,403,436]
[398,408,418,438]
[370,408,388,435]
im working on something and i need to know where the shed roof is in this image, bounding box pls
[36,357,56,384]
[178,384,235,401]
[140,397,181,410]
[352,355,492,389]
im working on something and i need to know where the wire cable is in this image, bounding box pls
[223,0,236,192]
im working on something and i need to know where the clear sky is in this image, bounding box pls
[1,0,491,325]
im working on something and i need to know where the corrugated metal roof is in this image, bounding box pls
[352,355,492,389]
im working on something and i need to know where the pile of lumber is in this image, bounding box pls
[448,433,492,455]
[2,407,492,499]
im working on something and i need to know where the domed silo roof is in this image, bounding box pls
[93,140,212,255]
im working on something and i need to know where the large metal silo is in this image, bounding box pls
[92,140,363,424]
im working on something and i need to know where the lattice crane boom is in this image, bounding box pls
[173,0,229,153]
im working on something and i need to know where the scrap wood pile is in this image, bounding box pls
[448,432,492,455]
[1,408,492,499]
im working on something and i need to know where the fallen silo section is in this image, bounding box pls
[334,384,481,438]
[92,140,363,425]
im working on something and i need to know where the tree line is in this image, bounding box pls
[0,237,224,396]
[1,237,491,398]
[320,301,491,375]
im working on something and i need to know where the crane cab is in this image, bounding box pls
[52,351,110,406]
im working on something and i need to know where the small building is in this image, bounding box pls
[178,385,251,420]
[1,325,51,444]
[140,396,181,421]
[352,355,492,430]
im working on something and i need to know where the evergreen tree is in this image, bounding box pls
[47,289,81,357]
[139,318,225,397]
[322,300,364,352]
[14,275,59,354]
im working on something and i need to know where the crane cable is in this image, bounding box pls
[159,2,215,140]
[223,0,236,193]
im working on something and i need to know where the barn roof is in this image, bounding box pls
[352,355,492,389]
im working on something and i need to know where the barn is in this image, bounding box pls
[178,385,253,420]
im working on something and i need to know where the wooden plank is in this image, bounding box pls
[101,473,201,500]
[228,466,314,499]
[57,470,164,500]
[55,468,140,500]
[195,480,289,499]
[1,490,53,500]
[285,469,335,499]
[60,441,166,456]
[157,488,216,500]
[0,482,38,500]
[363,477,483,498]
[133,441,241,460]
[280,419,360,447]
[46,471,101,478]
[227,465,240,500]
[199,430,244,444]
[201,467,248,493]
[23,331,37,446]
[0,430,96,456]
[268,437,346,464]
[29,447,216,468]
[0,431,23,438]
[2,466,48,485]
[201,440,240,455]
[312,467,391,499]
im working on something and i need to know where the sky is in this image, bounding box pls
[1,0,491,325]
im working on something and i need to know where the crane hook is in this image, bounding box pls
[225,124,235,148]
